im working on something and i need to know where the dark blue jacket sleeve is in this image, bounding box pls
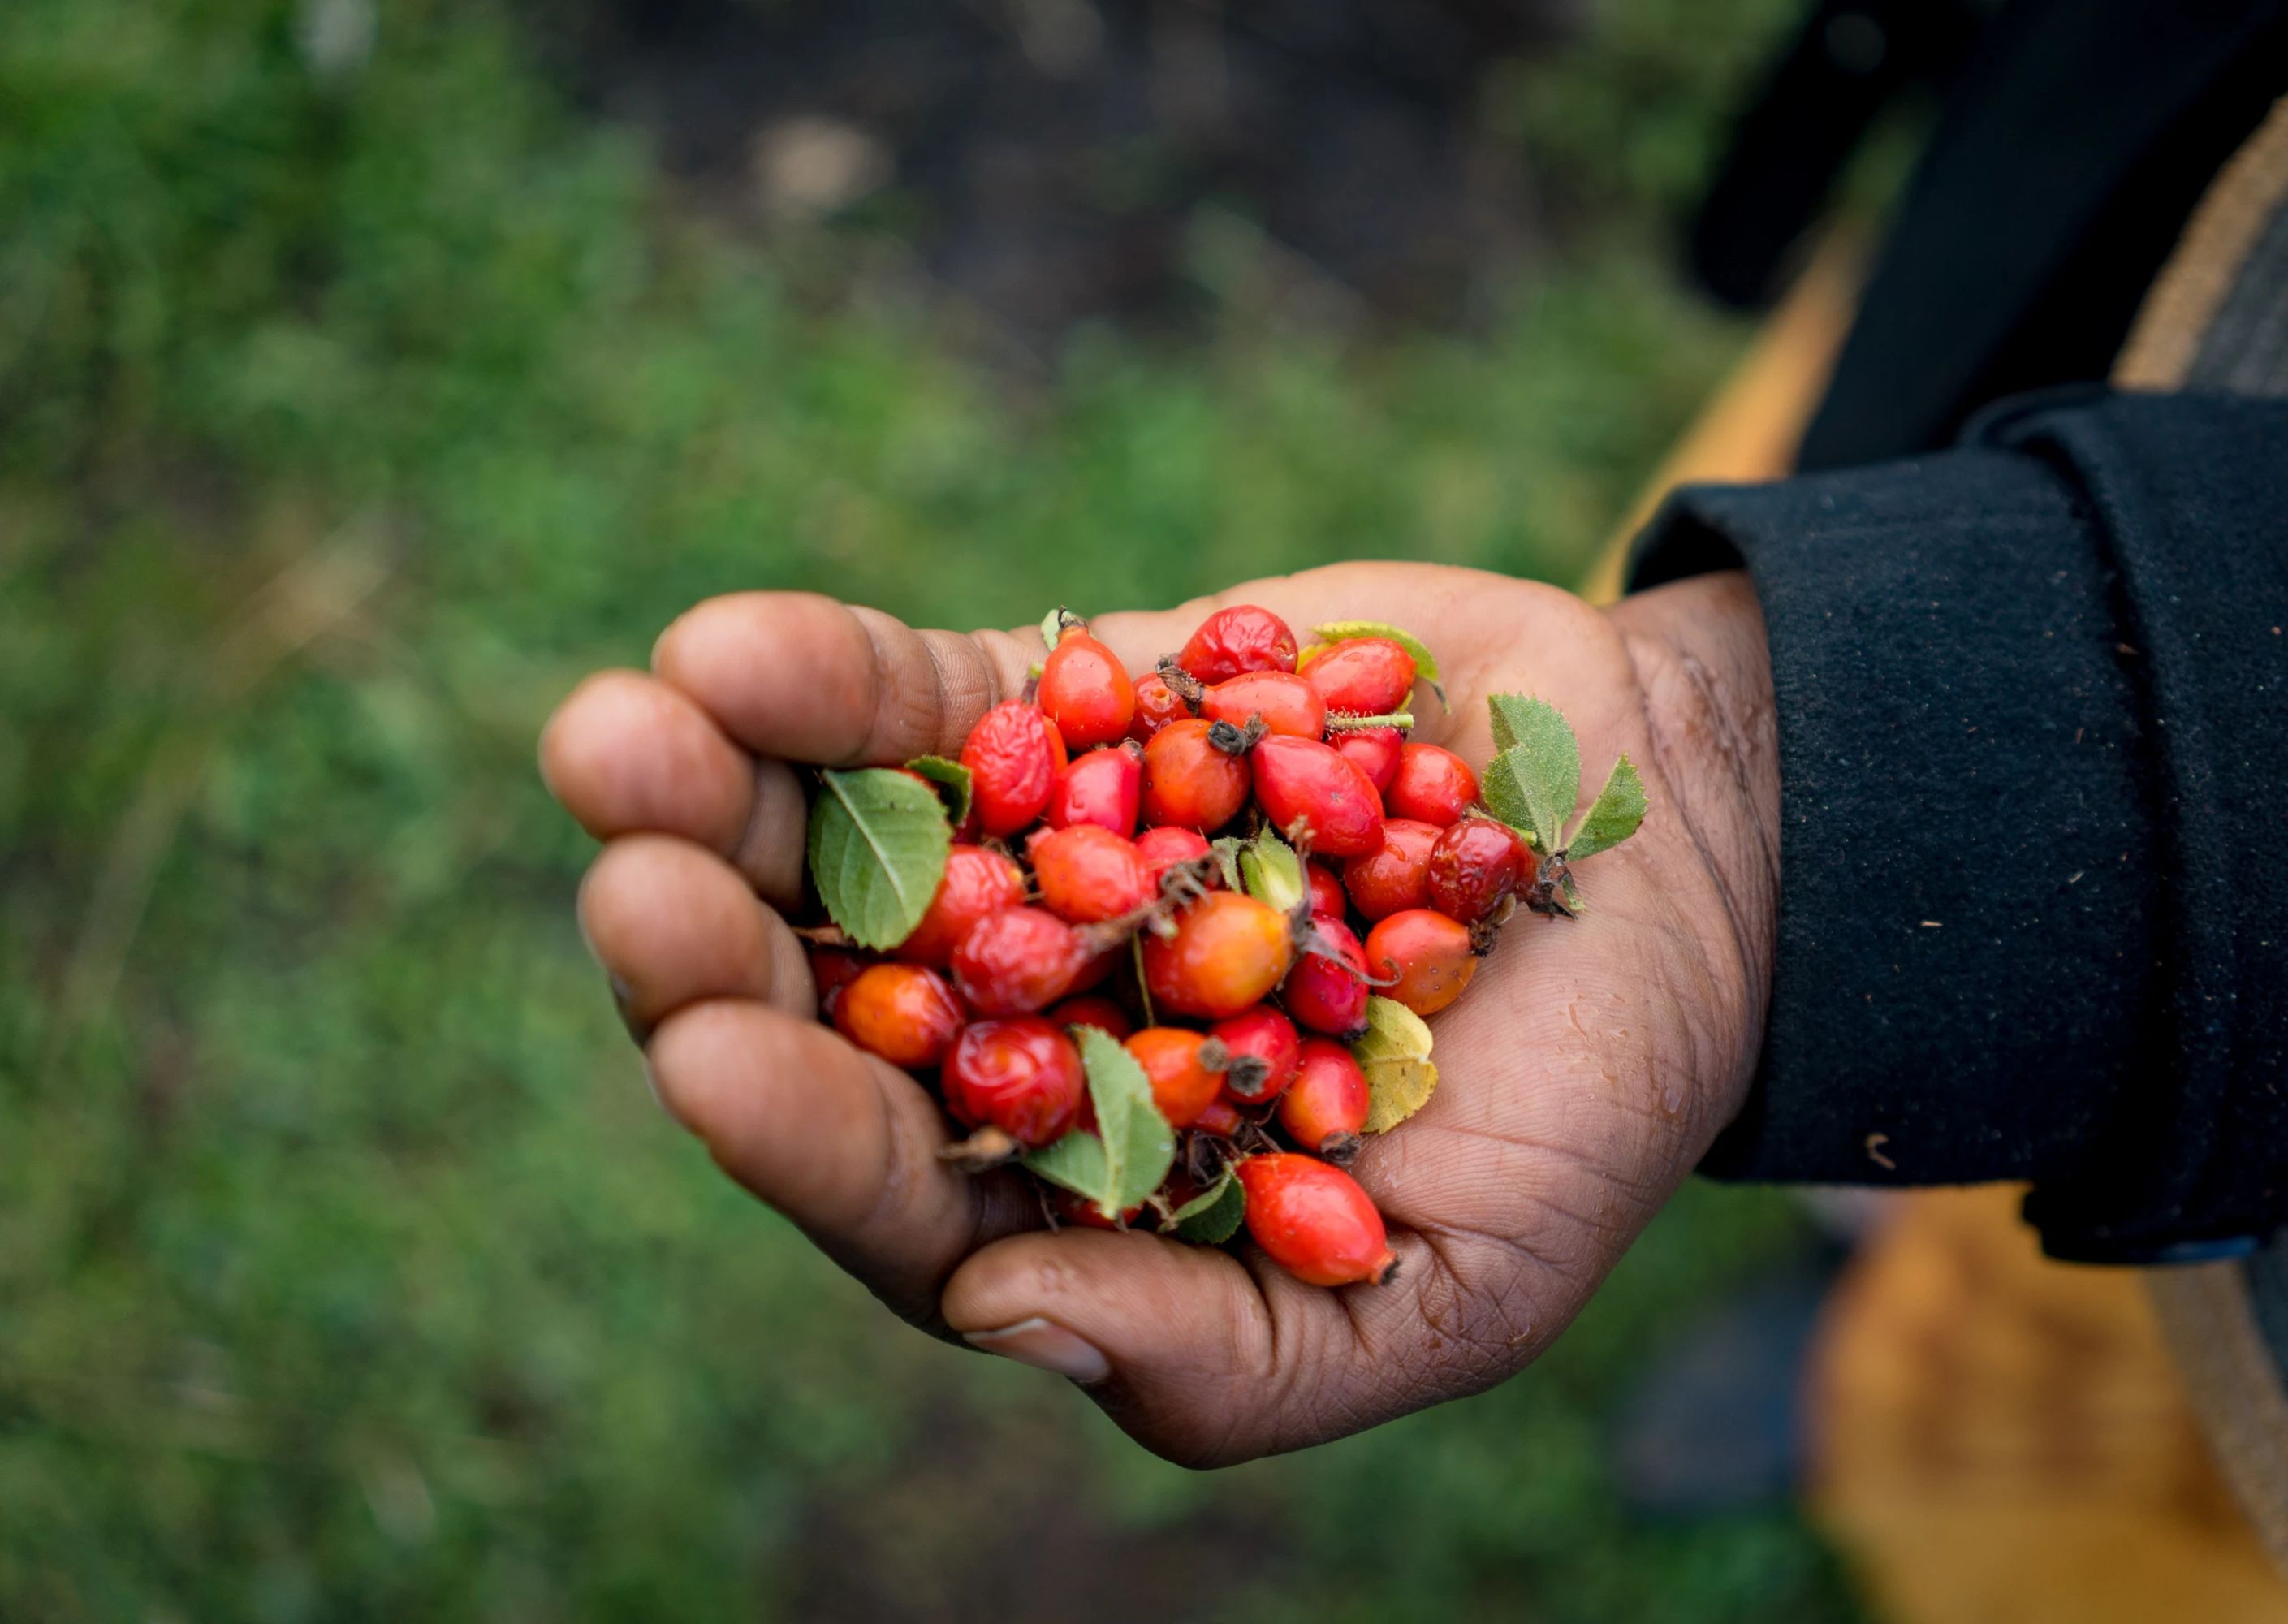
[1631,390,2288,1262]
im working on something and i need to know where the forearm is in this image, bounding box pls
[1631,390,2288,1260]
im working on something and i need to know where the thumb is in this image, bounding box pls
[935,1226,1416,1466]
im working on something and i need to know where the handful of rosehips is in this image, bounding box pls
[801,605,1645,1289]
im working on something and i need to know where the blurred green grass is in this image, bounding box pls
[0,1,1863,1618]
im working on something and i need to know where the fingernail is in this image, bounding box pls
[963,1317,1111,1385]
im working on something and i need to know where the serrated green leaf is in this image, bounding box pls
[1483,695,1579,852]
[1021,1128,1109,1200]
[1310,620,1445,704]
[1239,829,1304,914]
[1353,996,1439,1133]
[1021,1027,1176,1220]
[1565,753,1645,861]
[1164,1166,1245,1245]
[904,754,973,829]
[1209,836,1245,893]
[806,768,952,950]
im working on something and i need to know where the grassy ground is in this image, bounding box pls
[1,1,1864,1618]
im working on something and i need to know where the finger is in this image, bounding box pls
[937,1222,1446,1466]
[540,669,808,907]
[578,835,814,1038]
[652,593,1037,766]
[645,998,1037,1322]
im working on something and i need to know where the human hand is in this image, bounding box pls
[540,563,1778,1465]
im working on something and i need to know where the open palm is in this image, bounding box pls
[541,562,1778,1465]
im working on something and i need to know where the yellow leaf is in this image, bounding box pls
[1353,996,1438,1133]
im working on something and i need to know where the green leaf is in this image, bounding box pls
[1238,829,1304,914]
[1565,753,1645,861]
[806,768,952,950]
[1022,1028,1176,1220]
[1039,607,1065,650]
[1163,1165,1245,1245]
[1209,836,1246,893]
[1353,996,1439,1134]
[904,754,973,830]
[1483,695,1579,852]
[1310,620,1445,705]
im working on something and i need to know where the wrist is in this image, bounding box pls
[1603,570,1781,1138]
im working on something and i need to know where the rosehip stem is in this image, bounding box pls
[1323,710,1414,731]
[1154,654,1207,709]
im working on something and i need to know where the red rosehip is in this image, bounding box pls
[1237,1153,1397,1286]
[1384,742,1479,827]
[1047,741,1142,836]
[1128,672,1192,742]
[1141,891,1293,1020]
[1303,859,1346,921]
[1425,817,1530,923]
[1193,1097,1245,1138]
[1251,735,1385,859]
[1047,1186,1144,1229]
[1176,605,1298,685]
[1135,825,1217,889]
[1038,631,1136,749]
[1211,1004,1302,1102]
[1047,994,1133,1041]
[1282,915,1371,1039]
[808,944,870,1020]
[1304,637,1416,717]
[1142,718,1250,832]
[1124,1026,1224,1129]
[1342,819,1440,921]
[960,700,1068,836]
[896,844,1029,968]
[832,963,966,1069]
[951,906,1090,1017]
[943,1017,1085,1147]
[1362,909,1479,1017]
[1333,725,1404,793]
[1276,1039,1371,1155]
[1028,824,1156,923]
[1200,671,1327,740]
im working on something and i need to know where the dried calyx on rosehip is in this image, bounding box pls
[796,604,1646,1289]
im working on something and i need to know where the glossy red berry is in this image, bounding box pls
[1047,994,1132,1040]
[1211,1005,1302,1102]
[1047,741,1142,836]
[1342,819,1440,921]
[1193,1097,1245,1138]
[1135,825,1216,888]
[1028,824,1156,923]
[951,906,1090,1017]
[1425,817,1530,923]
[832,964,966,1069]
[1276,1039,1371,1155]
[1333,725,1404,793]
[943,1017,1085,1147]
[1124,1026,1224,1129]
[1140,892,1294,1020]
[1384,742,1479,827]
[1142,718,1250,832]
[1281,915,1371,1039]
[1047,1186,1143,1229]
[1038,631,1136,749]
[1304,637,1415,717]
[1362,909,1479,1017]
[960,701,1068,836]
[1176,605,1298,685]
[1237,1153,1397,1286]
[1250,735,1385,859]
[1303,859,1346,920]
[1200,671,1327,740]
[896,844,1029,968]
[1128,672,1192,742]
[809,944,870,1020]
